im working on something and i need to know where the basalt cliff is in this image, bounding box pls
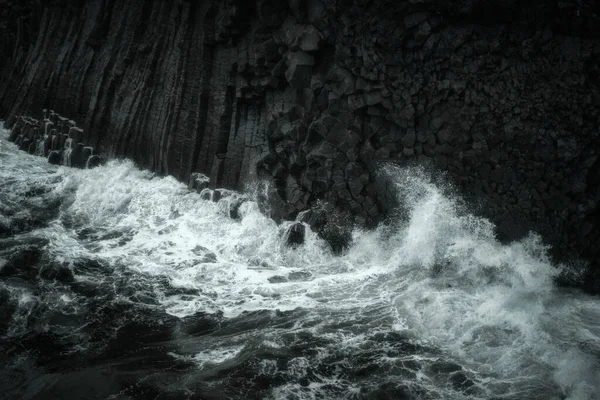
[1,0,599,290]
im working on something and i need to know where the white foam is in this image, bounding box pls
[2,142,599,399]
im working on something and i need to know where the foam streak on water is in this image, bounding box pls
[1,125,600,399]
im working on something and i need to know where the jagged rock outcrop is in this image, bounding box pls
[9,111,100,168]
[1,0,599,290]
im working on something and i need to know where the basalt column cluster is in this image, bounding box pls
[8,111,100,169]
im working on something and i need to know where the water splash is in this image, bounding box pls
[62,138,73,166]
[1,124,599,399]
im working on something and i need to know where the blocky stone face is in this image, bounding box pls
[0,0,599,289]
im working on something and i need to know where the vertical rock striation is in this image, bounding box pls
[1,0,599,289]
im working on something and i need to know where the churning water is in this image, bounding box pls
[1,124,599,400]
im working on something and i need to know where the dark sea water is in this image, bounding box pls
[1,123,600,400]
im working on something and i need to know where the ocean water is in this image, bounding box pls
[1,124,599,399]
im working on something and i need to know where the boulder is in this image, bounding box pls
[48,150,61,165]
[284,222,306,247]
[85,155,101,168]
[70,143,85,168]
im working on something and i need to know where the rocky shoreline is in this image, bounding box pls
[1,0,599,291]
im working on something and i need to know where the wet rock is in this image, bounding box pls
[70,143,85,168]
[298,204,353,253]
[19,138,31,152]
[228,196,247,220]
[82,146,94,161]
[48,150,60,165]
[199,188,213,201]
[27,140,37,154]
[212,189,227,203]
[284,222,306,247]
[42,135,52,156]
[189,172,210,193]
[86,155,101,168]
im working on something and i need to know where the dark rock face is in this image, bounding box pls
[285,222,306,247]
[1,0,599,287]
